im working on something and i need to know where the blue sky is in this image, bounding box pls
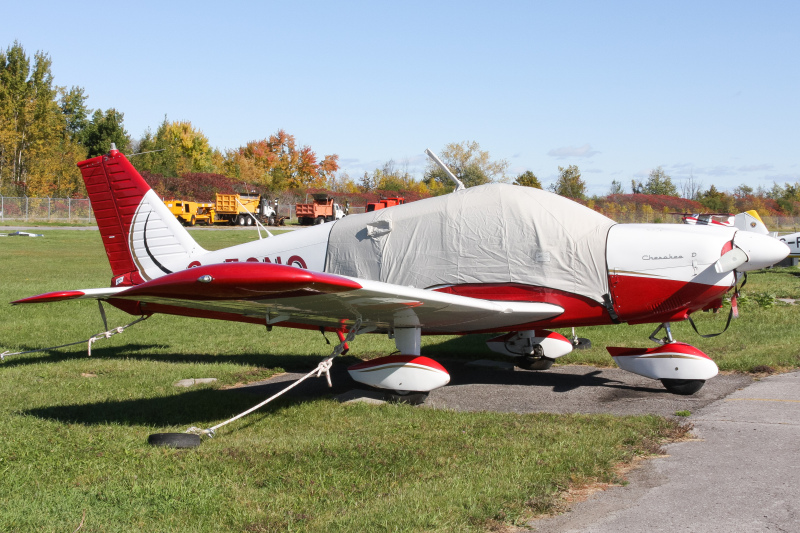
[3,1,798,195]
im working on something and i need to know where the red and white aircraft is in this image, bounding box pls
[12,149,790,397]
[682,210,769,235]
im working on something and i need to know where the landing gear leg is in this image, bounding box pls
[649,322,675,345]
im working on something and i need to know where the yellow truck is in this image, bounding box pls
[213,194,282,226]
[164,200,215,226]
[165,194,284,226]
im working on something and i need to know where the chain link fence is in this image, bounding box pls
[2,195,799,232]
[0,197,95,222]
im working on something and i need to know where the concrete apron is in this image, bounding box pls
[530,371,800,532]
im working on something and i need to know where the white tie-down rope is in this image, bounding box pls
[1,302,148,361]
[186,318,363,438]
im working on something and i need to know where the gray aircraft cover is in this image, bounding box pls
[325,183,616,304]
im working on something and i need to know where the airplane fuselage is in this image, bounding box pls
[181,218,740,331]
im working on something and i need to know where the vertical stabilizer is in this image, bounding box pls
[78,149,206,286]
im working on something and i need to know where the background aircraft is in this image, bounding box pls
[12,148,789,401]
[681,210,769,234]
[778,231,800,258]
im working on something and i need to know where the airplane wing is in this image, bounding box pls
[14,263,564,334]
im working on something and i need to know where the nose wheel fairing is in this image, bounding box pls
[607,342,718,394]
[347,355,450,393]
[347,322,450,394]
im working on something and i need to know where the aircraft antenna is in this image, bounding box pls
[425,149,465,192]
[127,148,166,158]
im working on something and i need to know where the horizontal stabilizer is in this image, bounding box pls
[13,288,127,305]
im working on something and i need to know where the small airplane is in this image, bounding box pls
[683,210,797,259]
[680,210,769,234]
[9,148,790,401]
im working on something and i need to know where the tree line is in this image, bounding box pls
[2,41,800,217]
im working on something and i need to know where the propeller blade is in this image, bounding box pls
[714,248,749,273]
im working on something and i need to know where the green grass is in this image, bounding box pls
[0,230,795,531]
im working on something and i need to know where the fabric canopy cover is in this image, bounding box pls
[325,183,616,303]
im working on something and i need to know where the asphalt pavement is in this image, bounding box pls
[236,359,755,417]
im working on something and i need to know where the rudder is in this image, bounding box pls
[79,148,206,286]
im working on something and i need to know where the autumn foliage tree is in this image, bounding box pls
[551,165,586,200]
[513,170,542,188]
[0,42,87,197]
[78,108,130,157]
[424,141,509,193]
[632,166,679,196]
[224,129,339,191]
[133,118,220,177]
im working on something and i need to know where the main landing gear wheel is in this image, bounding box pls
[147,433,202,448]
[383,390,429,405]
[660,379,705,395]
[515,356,555,371]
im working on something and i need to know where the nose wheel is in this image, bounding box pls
[515,356,555,370]
[660,379,705,395]
[512,343,555,370]
[383,390,429,405]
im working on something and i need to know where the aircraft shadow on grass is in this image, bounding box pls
[24,387,289,428]
[6,332,524,371]
[3,342,361,373]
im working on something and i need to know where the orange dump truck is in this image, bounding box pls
[295,193,346,225]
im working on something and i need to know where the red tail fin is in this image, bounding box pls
[79,149,151,283]
[78,149,204,286]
